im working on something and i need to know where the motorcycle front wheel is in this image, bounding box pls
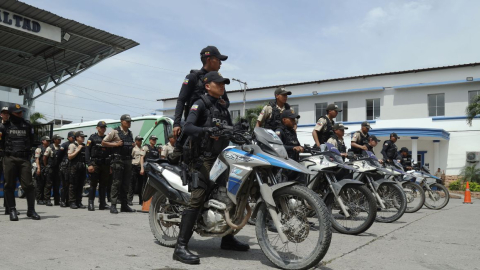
[255,185,332,270]
[424,183,449,210]
[375,183,407,223]
[402,181,425,213]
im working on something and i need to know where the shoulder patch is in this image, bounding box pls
[275,131,281,135]
[87,140,91,146]
[384,143,388,146]
[190,105,199,111]
[183,79,189,85]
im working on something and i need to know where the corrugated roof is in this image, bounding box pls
[0,0,139,94]
[158,62,480,101]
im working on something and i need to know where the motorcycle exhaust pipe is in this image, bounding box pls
[225,204,252,230]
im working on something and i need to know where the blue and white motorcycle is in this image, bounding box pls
[143,127,332,270]
[406,165,449,210]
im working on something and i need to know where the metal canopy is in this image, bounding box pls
[0,0,139,106]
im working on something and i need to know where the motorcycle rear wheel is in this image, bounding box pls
[403,182,425,213]
[424,183,449,210]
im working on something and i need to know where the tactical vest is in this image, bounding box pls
[61,141,73,161]
[39,145,47,158]
[145,144,160,160]
[4,120,32,154]
[198,95,231,155]
[401,156,412,168]
[47,144,62,167]
[331,134,346,153]
[352,131,370,155]
[114,127,134,157]
[316,116,334,145]
[264,101,290,131]
[278,125,300,159]
[90,133,109,160]
[71,143,86,165]
[384,140,398,160]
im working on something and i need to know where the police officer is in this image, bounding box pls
[312,104,341,148]
[381,133,400,163]
[68,131,87,209]
[35,136,51,205]
[58,131,75,207]
[351,121,372,155]
[256,87,293,131]
[326,123,348,158]
[364,135,381,156]
[1,106,10,214]
[161,134,175,159]
[398,147,412,171]
[0,104,40,221]
[43,134,63,206]
[85,121,111,211]
[174,71,248,265]
[128,135,145,206]
[275,110,303,161]
[102,114,136,214]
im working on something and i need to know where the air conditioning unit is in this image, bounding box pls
[466,152,480,163]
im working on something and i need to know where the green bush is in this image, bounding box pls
[449,180,461,190]
[449,180,480,192]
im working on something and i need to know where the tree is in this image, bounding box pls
[29,112,47,125]
[459,165,480,184]
[234,105,265,131]
[466,94,480,126]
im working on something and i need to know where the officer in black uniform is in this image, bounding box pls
[398,147,412,171]
[0,104,40,221]
[312,104,341,148]
[381,133,400,163]
[58,131,75,207]
[85,121,111,211]
[173,71,248,265]
[43,134,63,206]
[68,131,87,209]
[275,110,302,161]
[364,135,381,156]
[35,136,50,205]
[351,121,372,155]
[102,114,136,214]
[257,87,293,131]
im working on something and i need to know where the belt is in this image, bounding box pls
[5,151,31,158]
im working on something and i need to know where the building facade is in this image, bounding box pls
[159,63,480,176]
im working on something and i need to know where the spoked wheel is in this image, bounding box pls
[424,183,449,210]
[149,192,182,247]
[402,182,425,213]
[326,185,377,235]
[375,183,407,223]
[256,185,332,270]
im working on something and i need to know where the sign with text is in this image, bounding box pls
[0,9,61,42]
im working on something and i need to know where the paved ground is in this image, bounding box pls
[1,196,479,270]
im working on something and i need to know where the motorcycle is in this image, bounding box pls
[300,144,377,235]
[406,164,449,210]
[143,127,332,270]
[351,151,407,223]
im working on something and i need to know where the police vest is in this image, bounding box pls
[401,156,412,168]
[47,145,62,167]
[4,119,32,153]
[352,131,370,155]
[114,127,134,157]
[145,144,160,160]
[264,101,290,131]
[316,116,334,145]
[89,133,109,160]
[71,143,86,165]
[278,125,299,159]
[199,95,231,155]
[384,140,398,159]
[331,134,346,153]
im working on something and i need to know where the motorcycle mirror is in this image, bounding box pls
[304,144,311,148]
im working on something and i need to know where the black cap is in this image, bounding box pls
[400,147,409,152]
[120,114,132,122]
[1,106,8,112]
[361,121,372,129]
[135,135,143,141]
[200,46,228,61]
[333,123,348,130]
[390,133,400,139]
[150,135,158,140]
[41,136,51,141]
[326,104,342,112]
[274,87,292,96]
[74,131,87,138]
[8,104,25,113]
[67,131,75,138]
[203,71,230,84]
[281,109,300,119]
[369,135,380,142]
[97,121,107,127]
[52,134,64,140]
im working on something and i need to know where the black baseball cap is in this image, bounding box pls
[120,114,132,122]
[326,104,342,112]
[68,131,76,138]
[41,136,51,141]
[281,109,300,119]
[274,87,292,96]
[8,104,25,113]
[75,131,87,138]
[361,121,372,129]
[333,123,348,130]
[97,121,107,127]
[390,133,400,139]
[203,71,230,84]
[369,135,380,142]
[400,147,409,152]
[150,135,158,140]
[135,135,143,141]
[52,134,64,140]
[200,46,228,61]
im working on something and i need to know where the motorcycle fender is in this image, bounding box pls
[260,181,297,207]
[372,178,396,191]
[251,198,264,219]
[331,179,364,196]
[142,171,190,205]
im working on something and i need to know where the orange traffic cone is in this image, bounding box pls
[141,198,152,213]
[464,182,473,204]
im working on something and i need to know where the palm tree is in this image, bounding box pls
[466,95,480,126]
[29,112,47,125]
[459,165,480,185]
[240,105,265,131]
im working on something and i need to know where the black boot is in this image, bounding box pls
[70,203,78,209]
[121,203,136,213]
[221,234,250,251]
[110,204,118,214]
[45,200,53,206]
[9,207,19,221]
[173,209,200,265]
[60,201,67,207]
[88,200,95,211]
[26,190,41,220]
[5,189,19,221]
[77,202,86,209]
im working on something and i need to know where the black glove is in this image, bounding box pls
[203,127,220,136]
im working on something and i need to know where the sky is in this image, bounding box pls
[26,0,480,123]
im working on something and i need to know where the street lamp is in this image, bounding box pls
[232,78,248,117]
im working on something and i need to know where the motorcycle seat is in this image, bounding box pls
[160,164,183,176]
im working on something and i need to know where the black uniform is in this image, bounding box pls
[68,142,86,207]
[352,130,370,155]
[58,140,73,206]
[0,114,39,220]
[364,144,376,156]
[85,133,111,209]
[399,154,412,171]
[381,140,398,162]
[35,145,47,202]
[44,144,62,205]
[264,101,291,131]
[275,125,300,161]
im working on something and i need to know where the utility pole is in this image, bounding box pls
[232,78,248,117]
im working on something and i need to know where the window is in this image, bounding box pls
[230,110,240,122]
[290,105,299,114]
[334,101,348,122]
[428,94,445,117]
[469,90,480,104]
[315,102,328,121]
[366,99,380,120]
